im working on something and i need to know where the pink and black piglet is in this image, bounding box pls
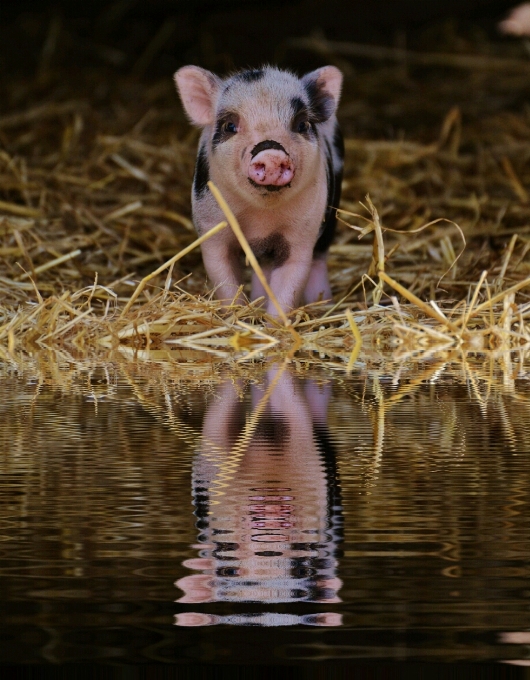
[174,64,343,316]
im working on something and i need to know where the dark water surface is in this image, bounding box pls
[1,354,530,667]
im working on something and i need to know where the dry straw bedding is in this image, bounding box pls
[1,26,530,371]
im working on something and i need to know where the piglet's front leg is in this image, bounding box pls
[303,257,332,305]
[267,255,313,317]
[201,242,246,307]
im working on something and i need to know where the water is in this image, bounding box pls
[1,353,530,666]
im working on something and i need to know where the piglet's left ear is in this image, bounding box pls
[174,65,222,127]
[302,65,343,123]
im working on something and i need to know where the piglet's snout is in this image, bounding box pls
[248,149,294,187]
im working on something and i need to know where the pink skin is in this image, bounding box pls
[499,3,530,36]
[174,612,216,627]
[303,257,332,305]
[248,149,294,187]
[250,256,331,306]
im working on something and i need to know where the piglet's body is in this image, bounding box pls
[174,65,344,316]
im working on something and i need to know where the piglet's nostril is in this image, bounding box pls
[251,162,267,182]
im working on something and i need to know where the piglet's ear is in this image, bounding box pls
[174,66,221,126]
[302,65,343,123]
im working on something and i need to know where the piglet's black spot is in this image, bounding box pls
[250,139,287,158]
[212,111,238,149]
[291,96,317,137]
[314,137,342,256]
[255,414,290,446]
[237,68,265,83]
[333,120,345,161]
[193,146,209,197]
[304,78,335,124]
[248,232,291,268]
[291,97,307,116]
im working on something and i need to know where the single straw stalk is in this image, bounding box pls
[496,234,518,291]
[16,249,82,280]
[364,195,385,304]
[460,270,489,333]
[346,308,363,372]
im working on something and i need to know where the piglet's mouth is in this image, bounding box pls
[248,178,292,192]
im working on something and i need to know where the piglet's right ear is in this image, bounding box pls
[174,66,221,126]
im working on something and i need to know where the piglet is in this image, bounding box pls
[174,65,344,316]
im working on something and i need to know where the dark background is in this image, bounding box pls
[0,0,521,81]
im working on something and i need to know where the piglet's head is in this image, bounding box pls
[174,65,342,203]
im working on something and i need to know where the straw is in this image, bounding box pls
[121,220,228,316]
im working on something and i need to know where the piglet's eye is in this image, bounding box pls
[297,120,311,134]
[223,120,237,134]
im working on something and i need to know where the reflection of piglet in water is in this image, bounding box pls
[174,65,344,316]
[174,368,343,627]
